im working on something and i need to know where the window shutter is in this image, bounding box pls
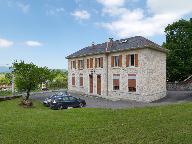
[74,60,76,69]
[126,55,130,67]
[100,57,103,68]
[128,79,136,87]
[119,55,122,67]
[135,54,138,67]
[87,59,89,68]
[95,58,97,68]
[111,56,114,67]
[90,58,93,68]
[78,60,80,69]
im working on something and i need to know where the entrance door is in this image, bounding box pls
[89,74,93,94]
[97,75,101,95]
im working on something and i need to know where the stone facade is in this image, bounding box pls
[67,47,166,102]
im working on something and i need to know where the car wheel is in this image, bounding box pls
[79,103,84,108]
[58,105,63,110]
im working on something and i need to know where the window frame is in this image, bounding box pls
[114,56,119,67]
[113,74,120,90]
[128,74,136,92]
[130,54,135,67]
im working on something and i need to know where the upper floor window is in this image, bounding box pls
[126,54,138,67]
[87,58,93,68]
[78,60,84,69]
[71,60,76,69]
[128,74,136,92]
[111,55,122,67]
[113,74,120,90]
[95,57,103,68]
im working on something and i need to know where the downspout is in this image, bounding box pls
[106,53,109,96]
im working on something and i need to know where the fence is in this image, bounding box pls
[167,82,192,91]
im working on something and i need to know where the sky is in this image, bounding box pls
[0,0,191,69]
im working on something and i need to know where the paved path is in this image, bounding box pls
[31,91,192,109]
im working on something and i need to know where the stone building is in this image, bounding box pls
[66,36,167,102]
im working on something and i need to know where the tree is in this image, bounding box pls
[164,18,192,82]
[48,70,68,89]
[12,61,53,100]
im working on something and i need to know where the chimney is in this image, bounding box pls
[106,38,113,52]
[92,42,95,48]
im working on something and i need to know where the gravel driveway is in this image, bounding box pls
[31,90,192,109]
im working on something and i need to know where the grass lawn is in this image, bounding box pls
[0,99,192,144]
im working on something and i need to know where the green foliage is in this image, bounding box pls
[12,61,53,99]
[48,69,68,89]
[0,74,9,85]
[0,100,192,144]
[164,18,192,82]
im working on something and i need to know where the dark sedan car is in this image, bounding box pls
[50,96,86,110]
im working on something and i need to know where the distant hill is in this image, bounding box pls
[0,66,11,73]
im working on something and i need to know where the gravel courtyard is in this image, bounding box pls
[31,91,192,109]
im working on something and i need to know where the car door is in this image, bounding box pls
[68,96,79,107]
[61,97,71,108]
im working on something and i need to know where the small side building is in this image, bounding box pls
[66,36,167,102]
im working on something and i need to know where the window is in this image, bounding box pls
[111,55,122,67]
[78,60,84,69]
[114,56,119,67]
[95,57,103,68]
[71,61,76,69]
[113,74,120,90]
[68,96,77,101]
[90,58,93,68]
[62,97,69,102]
[72,74,75,86]
[79,74,83,87]
[128,74,136,92]
[130,54,135,66]
[126,54,138,67]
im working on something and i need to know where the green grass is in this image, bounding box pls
[0,100,192,144]
[0,90,12,96]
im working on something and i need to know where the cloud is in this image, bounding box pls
[71,10,90,20]
[25,41,43,47]
[0,38,13,48]
[46,7,65,16]
[97,0,192,38]
[96,0,125,7]
[17,3,30,14]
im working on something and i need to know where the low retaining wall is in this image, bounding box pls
[167,82,192,91]
[0,95,22,102]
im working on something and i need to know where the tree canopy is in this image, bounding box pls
[164,18,192,82]
[12,61,53,99]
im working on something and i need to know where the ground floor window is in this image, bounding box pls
[72,74,75,86]
[113,74,120,90]
[128,74,136,92]
[79,74,83,87]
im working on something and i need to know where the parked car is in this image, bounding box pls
[50,96,86,110]
[43,92,68,107]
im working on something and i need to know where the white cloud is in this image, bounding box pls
[46,8,65,16]
[97,0,125,7]
[71,10,90,20]
[17,3,30,14]
[0,38,13,48]
[147,0,192,15]
[97,0,192,38]
[25,41,43,47]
